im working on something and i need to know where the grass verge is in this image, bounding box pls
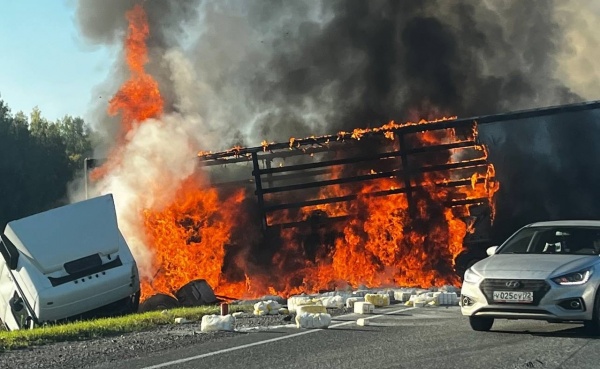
[0,304,251,352]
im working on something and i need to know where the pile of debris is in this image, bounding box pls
[139,279,221,312]
[175,285,460,332]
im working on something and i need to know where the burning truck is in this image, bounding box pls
[121,100,600,309]
[82,3,600,309]
[195,116,498,290]
[127,116,497,307]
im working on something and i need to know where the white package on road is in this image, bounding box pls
[295,312,332,329]
[354,301,375,314]
[200,314,235,332]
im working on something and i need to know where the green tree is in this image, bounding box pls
[0,98,33,226]
[0,97,94,229]
[57,115,93,172]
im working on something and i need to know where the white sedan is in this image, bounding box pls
[460,220,600,333]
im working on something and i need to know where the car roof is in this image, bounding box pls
[527,220,600,228]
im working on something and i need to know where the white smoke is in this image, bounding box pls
[88,50,210,278]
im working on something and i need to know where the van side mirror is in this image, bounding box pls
[486,246,499,256]
[0,235,19,270]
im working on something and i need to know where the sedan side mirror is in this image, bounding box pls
[486,246,499,256]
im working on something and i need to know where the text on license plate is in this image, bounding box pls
[493,291,533,303]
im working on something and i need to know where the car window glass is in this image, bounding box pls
[499,228,537,253]
[500,226,600,255]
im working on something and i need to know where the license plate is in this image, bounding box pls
[493,291,533,303]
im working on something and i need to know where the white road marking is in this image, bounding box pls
[141,306,418,369]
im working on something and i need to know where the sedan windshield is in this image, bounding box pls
[498,226,600,255]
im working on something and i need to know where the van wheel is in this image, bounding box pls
[469,316,494,331]
[129,290,141,313]
[584,289,600,336]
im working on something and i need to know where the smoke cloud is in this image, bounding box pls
[74,0,600,275]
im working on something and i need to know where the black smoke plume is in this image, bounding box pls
[75,0,600,261]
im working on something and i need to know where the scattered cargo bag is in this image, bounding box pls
[393,291,413,302]
[365,293,390,307]
[200,314,235,332]
[435,292,459,306]
[345,297,364,309]
[318,295,344,309]
[287,296,315,313]
[253,300,282,316]
[295,312,332,329]
[353,301,374,314]
[296,304,327,315]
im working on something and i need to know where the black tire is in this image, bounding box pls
[131,290,141,313]
[583,290,600,336]
[138,293,180,313]
[469,316,494,331]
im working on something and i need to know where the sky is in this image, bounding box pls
[0,0,114,123]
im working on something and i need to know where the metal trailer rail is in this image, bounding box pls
[196,100,600,233]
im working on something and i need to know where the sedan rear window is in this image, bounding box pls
[498,226,600,255]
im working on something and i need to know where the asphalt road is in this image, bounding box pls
[92,305,600,369]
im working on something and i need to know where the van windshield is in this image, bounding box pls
[498,226,600,255]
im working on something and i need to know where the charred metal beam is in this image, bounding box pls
[256,140,478,176]
[251,152,267,230]
[261,169,402,194]
[398,133,415,216]
[263,168,331,185]
[211,142,483,188]
[414,158,489,174]
[197,100,600,161]
[211,178,255,187]
[404,140,479,155]
[200,139,479,168]
[437,177,492,188]
[265,159,273,188]
[260,158,490,195]
[270,179,494,228]
[264,194,358,212]
[199,145,341,166]
[258,151,402,175]
[445,197,489,207]
[272,186,492,228]
[263,178,494,213]
[277,215,350,229]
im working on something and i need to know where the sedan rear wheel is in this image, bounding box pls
[469,316,494,331]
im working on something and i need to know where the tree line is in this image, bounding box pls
[0,96,94,230]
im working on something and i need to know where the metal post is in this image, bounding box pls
[265,159,273,189]
[84,158,90,200]
[251,152,268,231]
[83,158,97,200]
[398,133,415,216]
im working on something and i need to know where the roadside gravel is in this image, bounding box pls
[0,308,349,369]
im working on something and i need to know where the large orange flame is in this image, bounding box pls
[108,3,163,136]
[90,3,164,182]
[141,124,499,300]
[101,3,500,301]
[141,177,247,299]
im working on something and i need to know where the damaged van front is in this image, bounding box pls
[0,194,140,330]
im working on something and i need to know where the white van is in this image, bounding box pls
[0,194,140,330]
